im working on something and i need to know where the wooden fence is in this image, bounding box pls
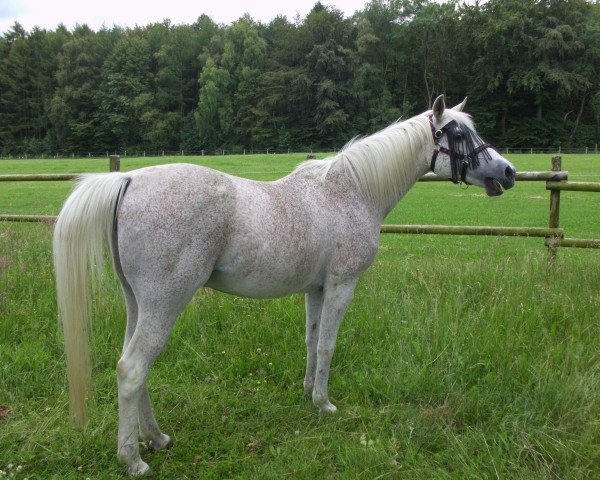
[1,155,599,254]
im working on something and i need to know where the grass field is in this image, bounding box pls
[1,153,599,479]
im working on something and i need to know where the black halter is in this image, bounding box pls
[429,115,494,184]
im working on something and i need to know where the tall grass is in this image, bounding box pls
[0,154,599,478]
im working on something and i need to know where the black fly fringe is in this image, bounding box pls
[446,120,494,180]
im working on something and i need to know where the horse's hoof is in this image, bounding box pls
[317,401,337,414]
[127,461,153,476]
[149,434,173,452]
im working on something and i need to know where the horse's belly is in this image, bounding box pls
[205,269,316,298]
[206,245,322,298]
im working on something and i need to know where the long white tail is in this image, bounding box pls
[53,173,131,427]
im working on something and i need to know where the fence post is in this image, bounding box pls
[547,156,562,259]
[109,155,121,172]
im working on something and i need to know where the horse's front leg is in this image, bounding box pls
[303,289,324,395]
[312,279,357,413]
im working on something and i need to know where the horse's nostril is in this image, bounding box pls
[505,166,515,179]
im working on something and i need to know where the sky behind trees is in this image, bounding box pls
[0,0,367,33]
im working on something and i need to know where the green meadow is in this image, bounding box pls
[1,153,599,479]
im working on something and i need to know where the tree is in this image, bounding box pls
[221,15,268,147]
[195,57,232,150]
[50,25,120,151]
[97,33,153,150]
[352,15,402,133]
[300,4,356,147]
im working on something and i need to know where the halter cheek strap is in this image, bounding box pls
[429,116,461,184]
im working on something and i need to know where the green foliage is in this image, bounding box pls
[196,57,233,150]
[1,0,600,154]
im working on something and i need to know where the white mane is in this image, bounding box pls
[293,108,476,209]
[293,114,430,209]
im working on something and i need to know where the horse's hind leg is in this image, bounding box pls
[120,285,172,454]
[116,305,180,476]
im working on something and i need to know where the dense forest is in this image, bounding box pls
[1,0,600,155]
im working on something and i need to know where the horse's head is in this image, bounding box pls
[428,95,515,196]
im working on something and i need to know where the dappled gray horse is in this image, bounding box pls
[54,95,515,475]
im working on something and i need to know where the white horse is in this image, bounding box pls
[53,95,515,475]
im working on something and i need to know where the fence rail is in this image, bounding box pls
[547,237,600,249]
[1,155,599,254]
[546,181,600,192]
[0,214,56,222]
[0,174,78,182]
[381,224,563,237]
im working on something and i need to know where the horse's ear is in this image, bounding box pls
[452,97,468,112]
[432,95,445,121]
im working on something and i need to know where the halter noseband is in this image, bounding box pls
[429,114,494,184]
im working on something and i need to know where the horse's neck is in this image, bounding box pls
[332,118,433,219]
[289,116,433,220]
[321,153,429,222]
[376,162,429,219]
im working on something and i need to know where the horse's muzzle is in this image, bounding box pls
[484,165,516,196]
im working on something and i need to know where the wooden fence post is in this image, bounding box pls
[109,155,121,172]
[547,156,562,258]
